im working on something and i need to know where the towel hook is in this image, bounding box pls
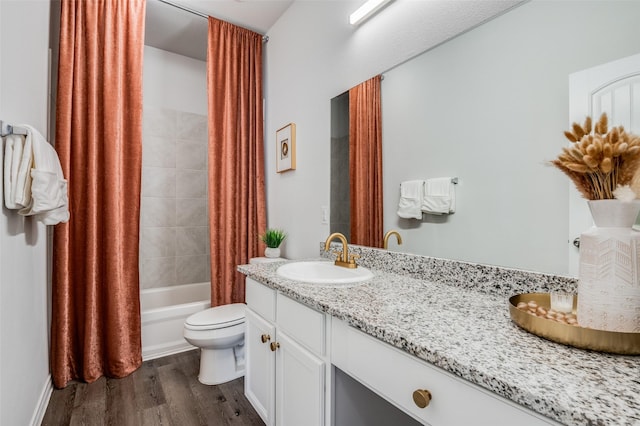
[0,120,28,137]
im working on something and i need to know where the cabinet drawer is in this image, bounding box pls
[246,278,276,322]
[331,319,556,426]
[276,293,325,356]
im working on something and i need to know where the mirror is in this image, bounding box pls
[330,1,640,276]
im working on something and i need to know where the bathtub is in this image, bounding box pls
[140,282,211,361]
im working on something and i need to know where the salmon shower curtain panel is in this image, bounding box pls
[51,0,145,388]
[207,17,266,306]
[349,75,384,248]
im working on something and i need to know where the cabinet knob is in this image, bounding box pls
[412,389,432,408]
[261,334,271,343]
[270,342,280,352]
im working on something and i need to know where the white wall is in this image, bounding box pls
[264,0,520,260]
[0,1,52,425]
[143,46,207,115]
[265,0,640,275]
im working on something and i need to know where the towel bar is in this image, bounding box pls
[400,177,458,187]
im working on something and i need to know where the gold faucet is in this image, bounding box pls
[324,232,359,268]
[383,230,403,250]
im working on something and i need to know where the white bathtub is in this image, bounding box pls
[140,282,211,361]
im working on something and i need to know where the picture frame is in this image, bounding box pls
[276,123,296,173]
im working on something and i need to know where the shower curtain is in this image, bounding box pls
[207,17,266,306]
[349,75,384,248]
[51,0,146,388]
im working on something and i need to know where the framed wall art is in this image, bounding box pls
[276,123,296,173]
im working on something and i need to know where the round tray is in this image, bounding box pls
[509,293,640,355]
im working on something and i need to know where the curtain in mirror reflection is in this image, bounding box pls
[349,75,383,248]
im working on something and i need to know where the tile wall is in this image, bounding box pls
[330,91,350,239]
[330,134,350,239]
[140,106,210,288]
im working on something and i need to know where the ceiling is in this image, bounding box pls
[145,0,293,61]
[144,0,521,63]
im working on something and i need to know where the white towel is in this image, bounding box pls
[422,177,455,215]
[14,131,33,207]
[15,125,69,225]
[4,134,23,209]
[397,180,424,219]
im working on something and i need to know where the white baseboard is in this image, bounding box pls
[30,374,53,426]
[142,340,196,361]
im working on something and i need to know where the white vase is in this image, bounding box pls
[577,199,640,332]
[264,247,281,258]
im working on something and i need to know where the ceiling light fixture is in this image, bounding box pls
[349,0,393,26]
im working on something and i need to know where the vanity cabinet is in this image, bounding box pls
[331,318,559,426]
[245,278,327,426]
[244,276,560,426]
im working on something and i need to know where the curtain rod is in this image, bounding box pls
[157,0,207,18]
[156,0,269,43]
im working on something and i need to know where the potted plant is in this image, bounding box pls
[260,228,286,258]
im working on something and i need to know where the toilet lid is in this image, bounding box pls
[185,303,245,329]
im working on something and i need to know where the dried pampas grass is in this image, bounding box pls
[552,113,640,200]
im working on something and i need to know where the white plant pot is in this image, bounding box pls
[577,199,640,332]
[264,247,281,258]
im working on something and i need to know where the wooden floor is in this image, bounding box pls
[41,350,265,426]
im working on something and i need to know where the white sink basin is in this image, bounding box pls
[276,261,374,285]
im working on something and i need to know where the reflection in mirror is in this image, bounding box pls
[331,77,383,248]
[330,1,640,276]
[350,76,383,248]
[330,91,350,240]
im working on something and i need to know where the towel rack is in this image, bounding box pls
[0,120,28,137]
[400,177,458,187]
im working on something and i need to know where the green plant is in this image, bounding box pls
[260,228,286,248]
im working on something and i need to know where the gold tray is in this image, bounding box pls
[509,293,640,355]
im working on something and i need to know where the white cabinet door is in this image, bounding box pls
[275,330,325,426]
[568,53,640,275]
[245,308,276,426]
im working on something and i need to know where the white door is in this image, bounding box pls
[275,330,325,426]
[245,308,276,426]
[568,52,640,276]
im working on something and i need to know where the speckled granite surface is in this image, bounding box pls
[320,243,579,297]
[238,247,639,426]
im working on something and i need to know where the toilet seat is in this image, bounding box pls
[185,303,245,331]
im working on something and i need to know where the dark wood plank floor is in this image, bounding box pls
[41,350,265,426]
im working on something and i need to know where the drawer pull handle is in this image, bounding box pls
[412,389,432,409]
[261,334,271,343]
[270,342,280,352]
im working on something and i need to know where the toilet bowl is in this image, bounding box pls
[184,303,246,385]
[184,257,284,385]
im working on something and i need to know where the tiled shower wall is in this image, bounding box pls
[140,106,211,289]
[330,91,350,239]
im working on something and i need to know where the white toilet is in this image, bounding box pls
[183,257,284,385]
[183,303,246,385]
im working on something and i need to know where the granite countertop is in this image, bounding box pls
[238,255,639,426]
